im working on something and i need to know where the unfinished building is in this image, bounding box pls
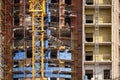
[83,0,119,80]
[1,0,120,80]
[12,0,82,80]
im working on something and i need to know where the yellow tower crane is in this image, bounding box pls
[29,0,46,80]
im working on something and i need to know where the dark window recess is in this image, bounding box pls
[86,33,93,42]
[65,17,71,26]
[13,50,19,55]
[65,0,71,5]
[85,51,93,61]
[13,78,19,80]
[14,30,24,40]
[51,78,57,80]
[48,64,58,67]
[51,16,59,22]
[68,51,71,53]
[51,50,57,58]
[85,70,93,80]
[26,31,32,40]
[14,61,18,65]
[14,6,20,11]
[65,11,71,16]
[86,0,93,5]
[104,70,110,79]
[27,49,32,58]
[14,0,19,3]
[65,78,71,80]
[51,53,57,59]
[14,16,20,25]
[86,15,93,23]
[26,0,29,2]
[51,0,59,3]
[65,65,71,68]
[13,61,19,67]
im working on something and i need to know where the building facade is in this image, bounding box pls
[83,0,119,80]
[1,0,120,80]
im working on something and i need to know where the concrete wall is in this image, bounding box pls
[85,45,111,61]
[85,27,111,42]
[83,0,114,79]
[85,9,111,23]
[84,64,112,80]
[84,0,111,5]
[112,0,119,79]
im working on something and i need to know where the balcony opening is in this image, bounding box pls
[86,0,93,5]
[85,70,93,80]
[65,0,71,5]
[85,33,93,42]
[104,69,110,79]
[86,15,93,23]
[51,0,59,3]
[85,51,93,61]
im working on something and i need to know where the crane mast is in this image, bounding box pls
[29,0,46,80]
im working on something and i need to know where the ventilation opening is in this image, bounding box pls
[86,15,93,23]
[65,0,71,5]
[86,0,93,5]
[85,70,93,80]
[85,51,93,61]
[51,0,59,3]
[104,69,110,79]
[85,33,93,42]
[27,48,32,58]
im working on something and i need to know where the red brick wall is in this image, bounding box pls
[72,0,82,80]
